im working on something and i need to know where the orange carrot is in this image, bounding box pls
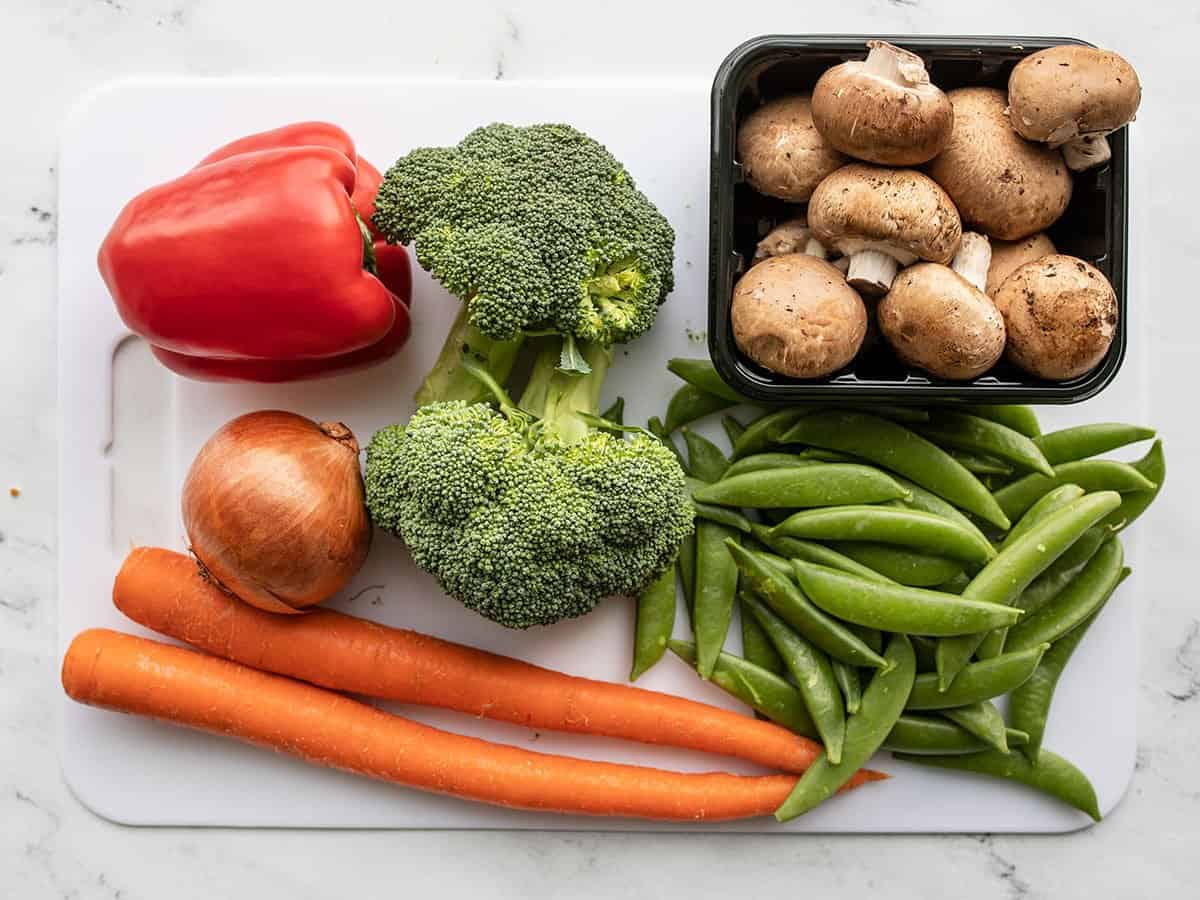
[63,629,803,821]
[115,547,883,788]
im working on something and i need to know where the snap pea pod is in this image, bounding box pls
[885,714,1029,755]
[773,505,995,565]
[1009,602,1109,764]
[630,567,676,681]
[936,492,1122,689]
[687,479,755,533]
[908,644,1048,710]
[743,594,846,764]
[749,524,894,584]
[892,476,991,547]
[1104,439,1165,532]
[1013,527,1110,617]
[911,635,939,673]
[667,640,817,737]
[792,447,860,463]
[757,551,797,581]
[723,452,822,479]
[1034,422,1156,466]
[694,522,740,678]
[832,660,863,715]
[918,411,1054,477]
[849,624,885,655]
[895,749,1101,821]
[664,383,734,433]
[935,571,972,594]
[647,416,689,474]
[830,542,966,587]
[940,701,1010,753]
[791,562,1021,637]
[731,408,811,460]
[666,357,748,403]
[774,635,915,821]
[738,593,785,676]
[721,414,747,448]
[993,459,1156,521]
[1005,541,1127,653]
[726,543,889,669]
[960,404,1042,438]
[780,410,1010,529]
[980,484,1087,660]
[678,531,697,624]
[696,466,910,510]
[949,449,1013,477]
[682,428,730,483]
[599,396,625,426]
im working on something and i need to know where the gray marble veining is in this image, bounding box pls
[2,0,1198,896]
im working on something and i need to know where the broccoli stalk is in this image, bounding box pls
[415,307,526,406]
[518,340,612,446]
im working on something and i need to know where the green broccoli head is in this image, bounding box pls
[364,400,694,629]
[373,123,675,346]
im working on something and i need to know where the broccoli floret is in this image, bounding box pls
[364,340,694,629]
[374,123,676,404]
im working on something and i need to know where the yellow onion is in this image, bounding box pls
[182,410,371,614]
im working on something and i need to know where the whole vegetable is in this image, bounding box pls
[182,410,371,614]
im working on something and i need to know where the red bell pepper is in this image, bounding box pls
[98,122,411,382]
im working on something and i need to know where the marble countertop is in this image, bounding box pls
[2,0,1198,896]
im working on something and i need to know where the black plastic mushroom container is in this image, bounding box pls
[708,35,1128,404]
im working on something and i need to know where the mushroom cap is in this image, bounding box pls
[812,43,954,166]
[755,217,815,260]
[996,254,1118,381]
[987,233,1057,302]
[808,163,962,265]
[737,95,848,202]
[927,87,1073,241]
[731,253,867,379]
[878,262,1006,380]
[1008,46,1142,145]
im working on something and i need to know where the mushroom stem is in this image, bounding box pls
[1061,133,1113,172]
[846,250,900,295]
[950,233,993,292]
[804,237,829,260]
[863,40,930,87]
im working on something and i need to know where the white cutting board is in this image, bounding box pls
[58,78,1148,832]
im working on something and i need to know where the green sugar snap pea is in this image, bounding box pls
[721,414,747,448]
[726,543,888,668]
[893,476,991,547]
[1010,602,1109,764]
[1006,540,1127,653]
[743,593,846,764]
[885,714,1029,755]
[682,428,730,483]
[895,749,1101,821]
[664,383,734,433]
[960,404,1042,438]
[940,700,1011,753]
[678,530,697,624]
[833,660,863,715]
[936,492,1122,689]
[687,478,754,533]
[949,449,1013,476]
[1034,422,1156,466]
[1014,527,1110,617]
[693,522,740,678]
[630,567,676,681]
[748,524,894,584]
[666,357,748,404]
[723,452,822,479]
[773,505,995,565]
[1104,440,1165,532]
[774,635,916,821]
[667,640,817,738]
[780,410,1010,529]
[731,408,811,460]
[908,644,1048,710]
[791,562,1021,637]
[993,460,1155,521]
[919,411,1054,477]
[738,593,785,676]
[696,466,910,510]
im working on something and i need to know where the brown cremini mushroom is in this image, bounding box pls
[812,40,954,166]
[754,216,829,261]
[1007,46,1142,172]
[731,253,867,379]
[737,95,848,202]
[877,232,1006,381]
[994,254,1118,381]
[986,233,1057,304]
[927,87,1073,241]
[808,164,962,296]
